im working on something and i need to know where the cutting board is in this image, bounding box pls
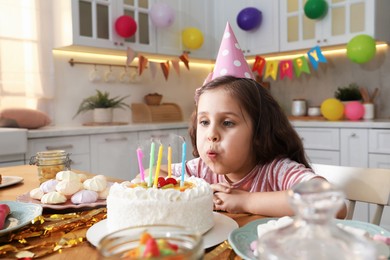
[131,103,183,123]
[288,116,326,121]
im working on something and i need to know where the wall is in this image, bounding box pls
[52,46,390,127]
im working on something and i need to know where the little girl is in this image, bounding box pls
[164,75,346,218]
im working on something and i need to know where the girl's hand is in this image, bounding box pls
[212,186,249,213]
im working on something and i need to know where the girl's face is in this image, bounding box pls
[196,87,257,181]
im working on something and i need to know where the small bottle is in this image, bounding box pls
[30,150,71,184]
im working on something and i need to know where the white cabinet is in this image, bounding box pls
[294,127,340,165]
[213,0,279,57]
[279,0,390,51]
[368,129,390,169]
[28,136,90,172]
[156,0,215,59]
[53,0,156,53]
[340,128,368,167]
[90,132,139,181]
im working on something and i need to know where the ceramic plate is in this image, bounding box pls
[228,218,390,260]
[16,192,106,210]
[0,201,43,236]
[0,176,23,188]
[86,212,238,249]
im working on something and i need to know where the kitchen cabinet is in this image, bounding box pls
[279,0,390,52]
[368,129,390,169]
[340,128,368,167]
[27,136,91,172]
[294,127,340,165]
[213,0,279,57]
[53,0,156,53]
[90,132,139,181]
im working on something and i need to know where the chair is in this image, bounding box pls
[311,163,390,225]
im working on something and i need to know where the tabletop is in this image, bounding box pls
[0,165,265,259]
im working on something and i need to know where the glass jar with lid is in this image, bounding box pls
[257,179,377,260]
[30,150,71,184]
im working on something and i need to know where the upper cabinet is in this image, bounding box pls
[213,0,279,57]
[280,0,390,52]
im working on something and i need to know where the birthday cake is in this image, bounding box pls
[106,176,214,234]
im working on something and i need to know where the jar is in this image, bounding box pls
[307,106,321,117]
[98,225,203,259]
[291,99,307,116]
[30,150,71,184]
[257,179,377,259]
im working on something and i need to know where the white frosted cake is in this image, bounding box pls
[106,176,214,234]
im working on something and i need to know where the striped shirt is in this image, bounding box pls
[171,157,322,192]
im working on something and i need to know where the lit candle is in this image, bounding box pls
[180,140,186,187]
[148,141,155,187]
[153,143,164,188]
[136,147,145,182]
[167,145,172,178]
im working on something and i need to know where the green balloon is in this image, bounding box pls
[304,0,328,19]
[347,34,376,64]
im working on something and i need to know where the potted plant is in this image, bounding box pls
[334,83,362,102]
[73,90,130,123]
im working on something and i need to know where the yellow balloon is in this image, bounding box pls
[182,27,204,49]
[320,98,344,121]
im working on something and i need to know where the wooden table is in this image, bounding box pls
[0,165,265,259]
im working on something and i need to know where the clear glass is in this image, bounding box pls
[257,179,377,260]
[30,150,71,184]
[98,225,203,259]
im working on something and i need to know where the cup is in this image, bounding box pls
[119,70,131,83]
[291,99,307,116]
[104,69,116,83]
[89,69,102,83]
[98,225,203,259]
[307,106,321,117]
[363,103,375,120]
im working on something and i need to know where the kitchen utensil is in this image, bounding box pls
[370,88,379,103]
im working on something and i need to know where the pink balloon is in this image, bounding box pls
[344,101,365,120]
[115,15,137,38]
[150,3,175,28]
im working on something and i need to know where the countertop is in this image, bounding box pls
[26,119,390,139]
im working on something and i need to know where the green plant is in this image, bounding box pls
[334,83,362,101]
[73,90,130,118]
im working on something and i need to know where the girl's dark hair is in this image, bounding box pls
[189,75,311,168]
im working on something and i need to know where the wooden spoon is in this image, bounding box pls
[370,88,379,103]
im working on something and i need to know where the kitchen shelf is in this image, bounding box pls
[68,58,137,69]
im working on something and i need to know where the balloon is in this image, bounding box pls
[304,0,328,20]
[150,3,175,28]
[115,15,137,38]
[182,27,204,49]
[236,7,262,31]
[320,98,344,121]
[344,101,365,120]
[347,34,376,64]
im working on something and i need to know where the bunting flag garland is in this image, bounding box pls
[160,60,170,80]
[138,55,148,76]
[171,59,180,75]
[307,45,327,70]
[252,45,326,80]
[179,52,190,70]
[292,56,310,77]
[252,55,266,77]
[264,60,279,80]
[279,60,293,80]
[126,47,136,67]
[149,61,158,79]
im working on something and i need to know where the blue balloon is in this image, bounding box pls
[237,7,262,31]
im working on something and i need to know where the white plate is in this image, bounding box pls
[0,176,23,188]
[86,212,238,249]
[0,201,43,236]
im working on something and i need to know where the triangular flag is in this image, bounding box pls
[307,45,327,70]
[279,60,293,80]
[149,61,158,79]
[264,60,279,80]
[138,55,148,76]
[171,59,180,75]
[126,47,136,67]
[292,56,310,77]
[179,52,190,70]
[252,55,266,77]
[160,61,170,80]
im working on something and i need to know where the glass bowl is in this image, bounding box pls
[97,225,203,259]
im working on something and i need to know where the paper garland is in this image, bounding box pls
[253,45,327,81]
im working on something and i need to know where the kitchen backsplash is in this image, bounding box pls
[52,47,390,126]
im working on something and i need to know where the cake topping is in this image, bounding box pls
[41,191,67,204]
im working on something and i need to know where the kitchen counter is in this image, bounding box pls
[290,118,390,128]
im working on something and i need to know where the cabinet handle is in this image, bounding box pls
[317,40,321,43]
[300,137,305,141]
[150,134,169,139]
[105,137,128,142]
[323,39,327,43]
[46,144,73,150]
[350,133,357,137]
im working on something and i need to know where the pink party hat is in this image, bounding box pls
[211,22,254,81]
